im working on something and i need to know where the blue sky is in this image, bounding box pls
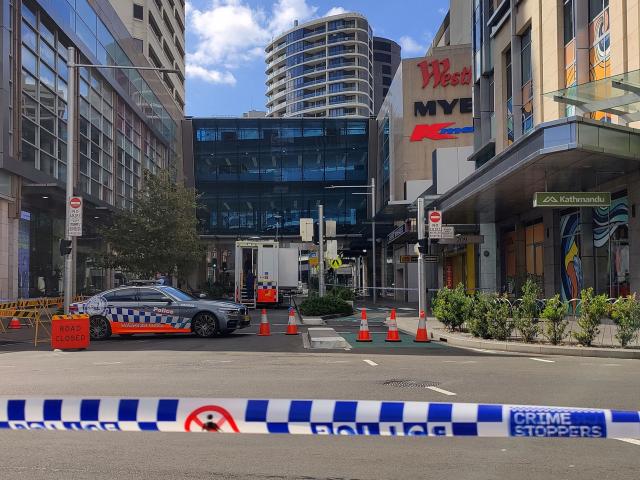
[185,0,449,117]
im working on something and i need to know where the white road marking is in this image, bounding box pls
[92,361,121,366]
[363,359,378,366]
[443,360,477,364]
[427,386,457,396]
[617,438,640,446]
[398,307,416,311]
[529,357,555,363]
[468,348,499,354]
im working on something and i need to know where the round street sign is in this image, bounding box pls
[429,211,441,224]
[70,197,82,209]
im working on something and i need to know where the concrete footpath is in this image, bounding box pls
[395,316,640,359]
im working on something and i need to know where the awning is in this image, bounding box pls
[427,116,640,224]
[546,68,640,123]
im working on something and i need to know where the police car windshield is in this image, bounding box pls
[159,287,194,301]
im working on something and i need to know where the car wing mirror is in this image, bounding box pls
[199,293,207,299]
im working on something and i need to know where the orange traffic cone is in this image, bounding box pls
[414,310,430,343]
[385,308,401,342]
[356,308,372,342]
[285,307,299,335]
[8,318,22,329]
[257,308,271,336]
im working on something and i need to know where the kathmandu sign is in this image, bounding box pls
[533,192,611,208]
[417,58,472,89]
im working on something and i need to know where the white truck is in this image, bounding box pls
[234,240,299,308]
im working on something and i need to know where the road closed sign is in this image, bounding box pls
[68,196,83,237]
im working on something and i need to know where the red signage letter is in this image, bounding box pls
[410,123,458,142]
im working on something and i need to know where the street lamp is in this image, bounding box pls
[63,46,180,313]
[325,178,377,304]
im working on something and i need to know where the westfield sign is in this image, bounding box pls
[417,58,472,89]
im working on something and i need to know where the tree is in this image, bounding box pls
[573,288,609,347]
[99,171,204,282]
[541,294,569,345]
[610,295,640,348]
[514,278,541,343]
[433,284,471,331]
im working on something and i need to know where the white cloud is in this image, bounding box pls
[269,0,318,34]
[186,64,237,85]
[438,7,448,15]
[399,35,426,55]
[325,6,347,16]
[185,1,356,87]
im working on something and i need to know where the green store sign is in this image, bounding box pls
[533,192,611,208]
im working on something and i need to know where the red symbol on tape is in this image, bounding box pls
[184,405,240,433]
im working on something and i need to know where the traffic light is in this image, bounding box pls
[59,239,72,256]
[212,258,218,269]
[417,238,428,254]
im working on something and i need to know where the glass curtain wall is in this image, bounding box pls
[194,119,368,236]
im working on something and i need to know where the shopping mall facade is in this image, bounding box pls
[412,0,640,303]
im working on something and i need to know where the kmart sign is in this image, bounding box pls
[533,192,611,208]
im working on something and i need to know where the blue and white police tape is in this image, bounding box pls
[0,398,638,438]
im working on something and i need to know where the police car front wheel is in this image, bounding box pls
[89,316,112,340]
[192,313,218,338]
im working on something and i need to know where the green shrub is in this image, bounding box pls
[432,283,471,331]
[468,291,491,339]
[513,279,541,343]
[610,295,640,348]
[487,294,513,341]
[541,294,569,345]
[299,294,353,317]
[328,286,355,302]
[573,288,609,347]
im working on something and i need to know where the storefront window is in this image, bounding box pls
[593,194,629,297]
[525,222,544,290]
[560,210,582,311]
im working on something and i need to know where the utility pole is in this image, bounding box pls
[63,46,76,313]
[371,177,376,304]
[417,197,426,314]
[318,204,325,297]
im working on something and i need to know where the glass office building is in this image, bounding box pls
[0,0,183,298]
[191,118,370,237]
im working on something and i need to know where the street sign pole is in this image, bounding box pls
[63,46,76,314]
[371,177,376,304]
[417,197,426,314]
[318,204,325,297]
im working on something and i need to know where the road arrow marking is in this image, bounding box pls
[427,386,456,396]
[363,359,378,366]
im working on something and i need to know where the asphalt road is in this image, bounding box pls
[0,307,639,479]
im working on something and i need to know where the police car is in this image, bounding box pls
[70,286,250,340]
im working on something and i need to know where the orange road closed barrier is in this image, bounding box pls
[51,314,90,351]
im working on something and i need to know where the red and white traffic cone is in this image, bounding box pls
[414,309,430,343]
[8,317,21,329]
[357,308,372,342]
[257,308,271,336]
[385,308,401,342]
[285,307,299,335]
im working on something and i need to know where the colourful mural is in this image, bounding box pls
[560,212,583,308]
[589,7,611,121]
[593,197,629,248]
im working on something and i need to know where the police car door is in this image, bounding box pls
[137,287,177,329]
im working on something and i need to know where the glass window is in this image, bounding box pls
[22,117,37,144]
[161,287,194,301]
[39,61,56,90]
[76,17,97,56]
[22,20,37,51]
[564,0,574,45]
[40,105,55,133]
[22,46,37,74]
[104,288,137,302]
[22,2,37,26]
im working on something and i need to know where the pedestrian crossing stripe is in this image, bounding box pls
[0,397,637,438]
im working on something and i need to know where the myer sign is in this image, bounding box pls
[533,192,611,208]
